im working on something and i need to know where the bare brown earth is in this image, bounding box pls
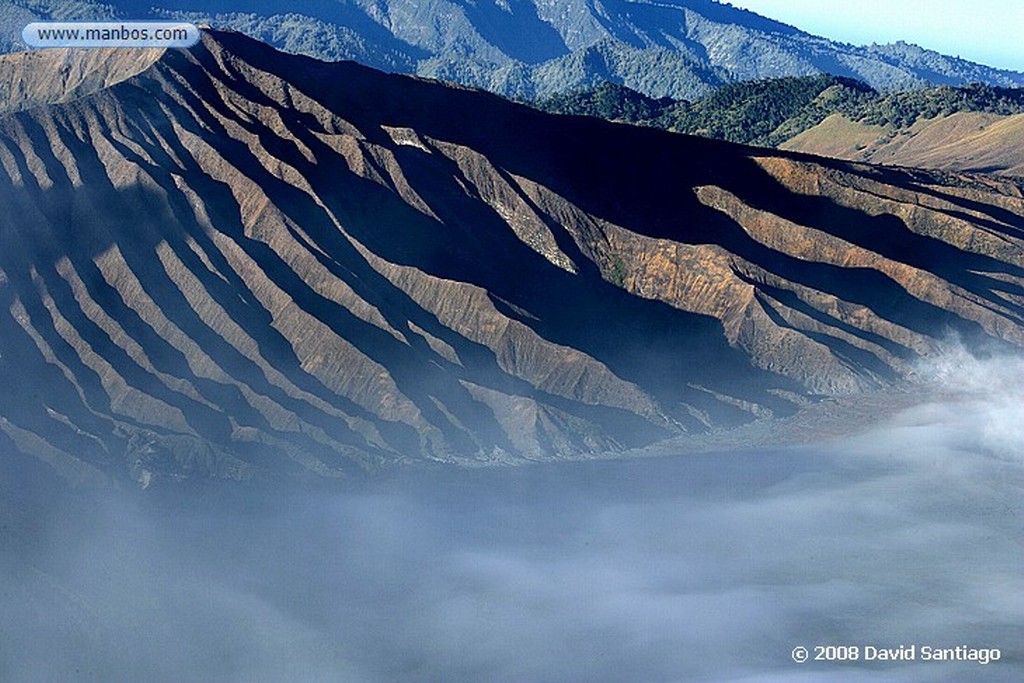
[782,111,1024,177]
[0,45,165,116]
[1,30,1023,484]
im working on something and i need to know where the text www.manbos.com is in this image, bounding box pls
[22,22,200,48]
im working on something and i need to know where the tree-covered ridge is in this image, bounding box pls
[535,76,1024,147]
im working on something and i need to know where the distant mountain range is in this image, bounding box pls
[1,30,1023,484]
[2,0,1024,99]
[537,76,1024,176]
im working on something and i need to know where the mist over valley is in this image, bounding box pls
[0,20,1022,683]
[2,351,1022,681]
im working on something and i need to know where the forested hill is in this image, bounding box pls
[534,74,867,146]
[535,77,1024,172]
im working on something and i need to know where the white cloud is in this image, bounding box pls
[1,350,1022,681]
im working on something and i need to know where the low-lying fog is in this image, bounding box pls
[2,351,1022,682]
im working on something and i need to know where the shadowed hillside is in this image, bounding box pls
[1,30,1023,484]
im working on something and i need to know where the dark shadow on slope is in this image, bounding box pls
[41,121,384,472]
[252,138,676,443]
[102,42,698,444]
[0,150,133,443]
[174,36,936,421]
[732,269,913,365]
[297,137,794,422]
[107,139,422,461]
[149,60,676,446]
[389,141,804,423]
[786,157,1024,241]
[13,31,1022,472]
[752,292,896,385]
[720,159,1024,322]
[905,179,1024,241]
[144,82,519,458]
[0,297,119,470]
[197,51,804,427]
[79,123,409,466]
[6,121,235,445]
[0,116,386,475]
[259,55,1013,349]
[0,136,194,451]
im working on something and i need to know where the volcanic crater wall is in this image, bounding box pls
[1,31,1022,482]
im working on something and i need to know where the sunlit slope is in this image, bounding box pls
[782,111,1024,176]
[0,44,164,115]
[1,31,1022,483]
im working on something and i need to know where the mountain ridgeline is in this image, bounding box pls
[1,31,1023,484]
[3,0,1024,100]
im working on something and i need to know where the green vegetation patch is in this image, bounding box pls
[536,76,1024,148]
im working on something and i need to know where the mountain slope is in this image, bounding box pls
[539,77,1024,176]
[1,31,1023,484]
[3,0,1024,99]
[782,112,1024,177]
[0,42,163,115]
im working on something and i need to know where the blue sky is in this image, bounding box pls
[727,0,1024,72]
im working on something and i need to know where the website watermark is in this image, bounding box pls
[22,21,200,49]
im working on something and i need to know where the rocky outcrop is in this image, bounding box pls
[1,31,1022,483]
